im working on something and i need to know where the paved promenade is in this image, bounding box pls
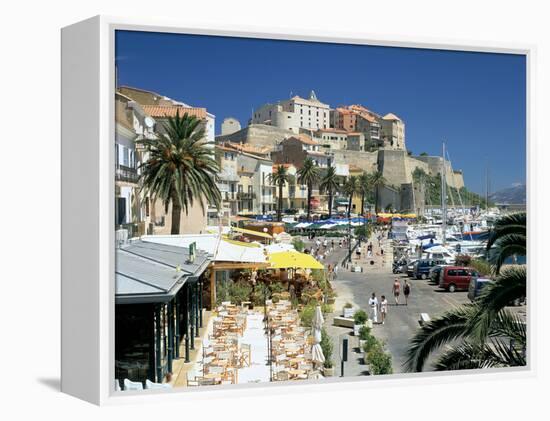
[302,230,469,376]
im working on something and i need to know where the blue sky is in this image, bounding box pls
[115,30,526,195]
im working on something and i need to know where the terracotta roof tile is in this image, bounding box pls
[286,134,319,145]
[142,105,207,119]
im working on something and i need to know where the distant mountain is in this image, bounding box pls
[489,183,526,204]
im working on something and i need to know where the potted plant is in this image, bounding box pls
[320,328,334,376]
[343,302,355,318]
[353,310,368,336]
[358,325,371,349]
[362,334,379,365]
[365,342,393,375]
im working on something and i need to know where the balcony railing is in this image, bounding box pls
[237,192,256,200]
[224,192,237,201]
[116,165,139,183]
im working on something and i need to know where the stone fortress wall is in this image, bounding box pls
[216,123,466,212]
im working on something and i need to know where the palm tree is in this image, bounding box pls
[358,172,372,216]
[320,166,340,218]
[269,165,291,222]
[404,212,527,372]
[137,111,221,234]
[342,176,359,218]
[486,212,526,273]
[369,170,386,214]
[297,158,320,222]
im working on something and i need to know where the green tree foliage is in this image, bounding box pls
[320,166,340,218]
[137,111,221,234]
[269,165,291,222]
[297,158,321,222]
[320,328,334,368]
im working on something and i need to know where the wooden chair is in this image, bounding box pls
[186,370,200,387]
[275,370,289,381]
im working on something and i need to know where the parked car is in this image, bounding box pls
[439,266,479,292]
[413,259,447,280]
[467,277,492,301]
[429,265,449,284]
[406,260,418,277]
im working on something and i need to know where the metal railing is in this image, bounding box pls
[115,165,139,183]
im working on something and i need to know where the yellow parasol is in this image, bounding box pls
[268,251,324,270]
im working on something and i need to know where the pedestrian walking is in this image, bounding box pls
[333,264,338,278]
[368,293,379,323]
[403,280,411,305]
[379,295,388,325]
[392,278,401,305]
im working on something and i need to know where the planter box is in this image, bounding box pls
[333,316,355,328]
[343,307,355,318]
[353,324,363,336]
[359,339,366,349]
[323,366,335,377]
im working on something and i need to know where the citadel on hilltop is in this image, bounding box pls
[216,91,464,214]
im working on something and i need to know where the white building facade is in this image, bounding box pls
[251,91,331,133]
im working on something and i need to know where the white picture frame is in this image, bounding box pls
[61,15,534,406]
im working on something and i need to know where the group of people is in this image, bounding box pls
[367,279,411,325]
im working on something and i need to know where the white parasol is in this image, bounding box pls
[311,305,325,365]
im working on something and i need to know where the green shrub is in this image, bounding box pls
[299,303,316,327]
[358,325,371,341]
[354,225,372,239]
[228,281,253,305]
[361,334,378,354]
[366,344,393,375]
[344,302,353,309]
[292,237,306,252]
[353,310,368,325]
[251,284,269,306]
[320,328,334,368]
[312,269,328,290]
[269,282,286,295]
[321,303,333,314]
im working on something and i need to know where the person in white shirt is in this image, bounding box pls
[368,293,379,323]
[379,295,388,325]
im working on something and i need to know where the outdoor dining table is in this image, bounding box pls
[288,369,306,378]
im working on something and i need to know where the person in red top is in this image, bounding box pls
[392,279,401,305]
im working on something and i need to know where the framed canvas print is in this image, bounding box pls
[61,16,531,405]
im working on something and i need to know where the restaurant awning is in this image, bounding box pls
[115,240,210,304]
[268,251,324,270]
[232,226,273,239]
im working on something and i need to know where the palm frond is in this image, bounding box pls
[468,267,526,341]
[403,305,477,372]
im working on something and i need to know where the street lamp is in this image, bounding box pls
[348,213,352,267]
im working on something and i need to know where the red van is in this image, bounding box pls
[439,266,479,292]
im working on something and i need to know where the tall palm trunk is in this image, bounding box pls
[374,186,379,214]
[306,182,313,222]
[347,195,352,218]
[170,188,182,234]
[361,192,365,216]
[328,189,333,218]
[277,182,283,222]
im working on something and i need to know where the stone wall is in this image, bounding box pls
[331,149,378,173]
[378,149,411,187]
[215,124,293,150]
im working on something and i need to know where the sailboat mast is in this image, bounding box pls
[441,142,447,246]
[485,165,490,210]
